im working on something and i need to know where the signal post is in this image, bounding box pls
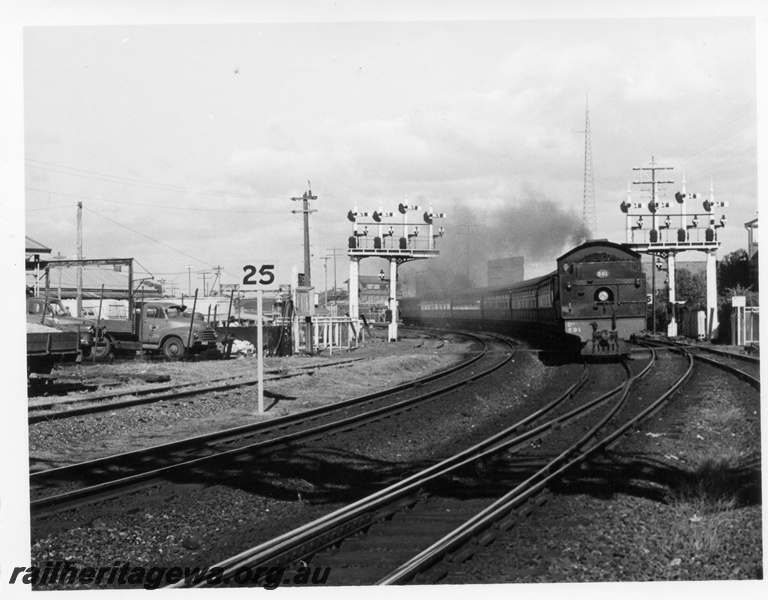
[621,163,727,339]
[347,201,445,341]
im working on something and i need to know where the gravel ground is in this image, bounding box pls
[441,350,762,583]
[30,335,581,590]
[29,335,469,469]
[27,338,762,590]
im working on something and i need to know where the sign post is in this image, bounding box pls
[242,263,275,414]
[257,289,264,413]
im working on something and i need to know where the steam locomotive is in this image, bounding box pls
[399,240,647,356]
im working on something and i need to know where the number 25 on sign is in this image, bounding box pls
[242,264,275,286]
[240,264,275,415]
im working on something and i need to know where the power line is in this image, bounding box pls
[82,205,223,271]
[25,187,286,214]
[25,158,268,199]
[25,205,72,211]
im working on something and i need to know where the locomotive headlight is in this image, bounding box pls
[597,290,610,302]
[634,278,642,288]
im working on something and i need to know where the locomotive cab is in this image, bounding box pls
[557,241,647,356]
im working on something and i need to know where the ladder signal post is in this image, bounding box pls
[621,163,728,340]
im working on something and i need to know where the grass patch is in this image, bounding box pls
[666,501,738,560]
[701,405,743,429]
[667,450,744,510]
[662,453,744,564]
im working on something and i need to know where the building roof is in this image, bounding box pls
[25,236,51,255]
[26,265,159,300]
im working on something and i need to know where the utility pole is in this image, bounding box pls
[77,202,83,317]
[325,248,347,297]
[321,256,330,306]
[633,157,674,235]
[291,181,317,288]
[185,266,193,296]
[54,251,65,298]
[210,265,223,296]
[632,157,674,335]
[198,271,212,296]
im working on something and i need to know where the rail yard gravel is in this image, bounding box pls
[27,337,762,588]
[440,348,762,583]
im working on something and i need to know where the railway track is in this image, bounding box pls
[28,331,447,422]
[162,344,699,588]
[30,332,511,519]
[27,357,369,423]
[642,338,759,390]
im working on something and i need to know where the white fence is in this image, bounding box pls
[731,306,759,346]
[300,316,359,355]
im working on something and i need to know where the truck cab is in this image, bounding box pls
[94,300,218,360]
[26,297,95,358]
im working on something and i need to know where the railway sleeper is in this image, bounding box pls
[445,545,478,565]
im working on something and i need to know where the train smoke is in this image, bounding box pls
[402,193,590,296]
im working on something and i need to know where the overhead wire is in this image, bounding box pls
[660,98,756,176]
[25,158,270,199]
[81,205,229,274]
[24,187,286,214]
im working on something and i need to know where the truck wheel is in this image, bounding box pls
[94,336,113,360]
[162,337,186,360]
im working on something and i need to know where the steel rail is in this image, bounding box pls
[28,359,378,423]
[645,339,759,392]
[676,343,759,365]
[168,358,635,588]
[31,334,506,517]
[27,332,444,418]
[380,345,694,584]
[31,331,486,478]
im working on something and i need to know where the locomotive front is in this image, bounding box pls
[556,241,647,355]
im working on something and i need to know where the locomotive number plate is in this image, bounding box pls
[565,322,582,334]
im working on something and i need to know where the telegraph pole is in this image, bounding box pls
[77,202,83,317]
[198,271,211,296]
[291,181,317,288]
[325,248,347,296]
[633,157,674,335]
[211,265,223,296]
[321,256,329,305]
[185,266,193,296]
[633,157,674,239]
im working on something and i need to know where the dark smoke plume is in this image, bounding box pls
[401,193,590,297]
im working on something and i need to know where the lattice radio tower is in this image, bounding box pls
[581,96,597,238]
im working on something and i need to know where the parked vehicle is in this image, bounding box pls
[26,322,83,384]
[26,297,95,359]
[90,300,218,360]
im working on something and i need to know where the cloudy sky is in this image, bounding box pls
[10,1,763,295]
[2,3,767,598]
